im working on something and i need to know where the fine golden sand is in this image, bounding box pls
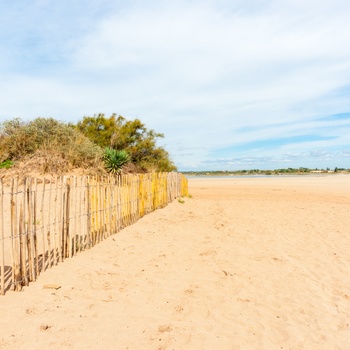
[0,175,349,349]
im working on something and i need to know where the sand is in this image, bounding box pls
[0,175,349,349]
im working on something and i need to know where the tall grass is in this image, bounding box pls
[0,118,103,173]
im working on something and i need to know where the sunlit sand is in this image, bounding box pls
[0,175,349,349]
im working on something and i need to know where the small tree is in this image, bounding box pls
[76,114,176,172]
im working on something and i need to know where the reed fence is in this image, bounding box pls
[0,172,188,295]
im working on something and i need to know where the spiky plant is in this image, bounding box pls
[103,148,130,174]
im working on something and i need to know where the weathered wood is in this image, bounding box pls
[10,179,17,290]
[0,173,188,294]
[19,204,25,287]
[61,177,67,259]
[78,176,83,252]
[13,179,21,290]
[65,177,71,259]
[73,176,77,254]
[43,284,61,290]
[52,177,57,265]
[33,178,39,277]
[22,179,28,286]
[86,176,91,249]
[0,179,4,295]
[41,179,46,272]
[58,176,64,263]
[26,177,35,282]
[46,178,52,268]
[68,176,73,258]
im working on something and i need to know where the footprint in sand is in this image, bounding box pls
[103,282,112,290]
[184,284,199,296]
[25,308,37,315]
[199,250,217,256]
[158,324,172,333]
[174,305,184,313]
[338,322,349,331]
[184,288,194,295]
[237,298,251,303]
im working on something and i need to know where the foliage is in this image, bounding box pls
[0,117,102,169]
[0,114,177,174]
[0,159,13,169]
[75,113,119,148]
[76,114,176,172]
[183,167,350,176]
[103,148,130,174]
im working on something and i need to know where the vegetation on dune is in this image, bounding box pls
[103,148,130,174]
[0,114,176,175]
[75,113,176,172]
[0,159,13,169]
[0,117,103,173]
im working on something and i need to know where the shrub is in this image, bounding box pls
[76,114,177,172]
[0,159,13,169]
[0,118,103,172]
[103,148,130,174]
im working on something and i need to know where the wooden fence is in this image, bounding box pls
[0,172,188,295]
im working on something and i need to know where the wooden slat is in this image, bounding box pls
[27,177,35,282]
[33,178,39,276]
[86,176,91,249]
[58,176,64,263]
[21,178,28,287]
[0,179,4,295]
[40,179,46,272]
[0,172,188,294]
[52,177,57,265]
[65,177,71,259]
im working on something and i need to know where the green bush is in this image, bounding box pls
[0,118,102,170]
[0,159,13,169]
[0,115,177,174]
[76,114,177,172]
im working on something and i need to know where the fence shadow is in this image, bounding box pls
[1,173,188,295]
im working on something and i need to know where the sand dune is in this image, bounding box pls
[0,175,349,349]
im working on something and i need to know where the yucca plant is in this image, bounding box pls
[0,159,13,169]
[103,147,130,174]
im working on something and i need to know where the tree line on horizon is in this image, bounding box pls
[183,167,350,175]
[0,114,177,174]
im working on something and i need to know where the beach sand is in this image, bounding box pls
[0,175,349,349]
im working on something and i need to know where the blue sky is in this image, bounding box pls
[1,0,350,171]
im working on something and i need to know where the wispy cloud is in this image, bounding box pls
[1,0,350,170]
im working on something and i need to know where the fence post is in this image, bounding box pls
[86,176,91,249]
[51,177,57,264]
[0,172,188,294]
[0,179,4,295]
[47,178,52,267]
[65,177,71,259]
[26,177,35,282]
[33,178,39,276]
[41,179,46,271]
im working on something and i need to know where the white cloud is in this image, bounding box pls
[0,0,350,169]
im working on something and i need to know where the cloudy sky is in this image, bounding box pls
[1,0,350,170]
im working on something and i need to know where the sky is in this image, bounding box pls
[1,0,350,171]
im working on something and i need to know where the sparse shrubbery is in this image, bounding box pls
[0,114,176,175]
[0,117,102,173]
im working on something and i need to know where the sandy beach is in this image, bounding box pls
[0,175,349,349]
